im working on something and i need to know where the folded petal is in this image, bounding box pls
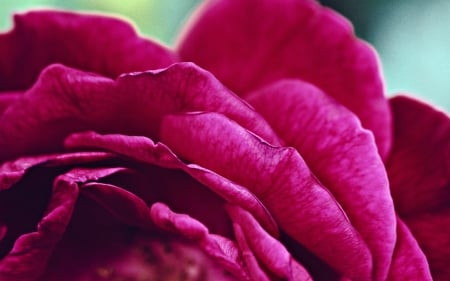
[387,95,450,280]
[247,79,395,281]
[0,163,140,280]
[226,205,312,281]
[65,131,279,238]
[178,0,391,158]
[0,62,280,162]
[387,217,432,281]
[0,10,176,91]
[159,112,372,280]
[150,202,251,281]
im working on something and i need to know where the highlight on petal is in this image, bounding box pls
[0,10,176,91]
[226,205,312,281]
[0,92,20,116]
[247,79,395,281]
[159,112,372,280]
[387,218,432,281]
[388,95,450,280]
[64,131,279,239]
[0,62,280,162]
[178,0,391,158]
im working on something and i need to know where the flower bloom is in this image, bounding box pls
[0,0,449,280]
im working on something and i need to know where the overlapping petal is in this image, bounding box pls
[0,160,128,280]
[159,112,372,280]
[0,10,176,91]
[0,62,280,162]
[178,0,391,159]
[387,95,450,280]
[247,79,395,281]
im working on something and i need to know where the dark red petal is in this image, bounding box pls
[0,62,280,162]
[226,205,312,281]
[159,112,372,280]
[150,202,251,281]
[64,131,279,238]
[0,10,175,91]
[247,79,395,281]
[178,0,391,159]
[387,218,432,280]
[387,95,450,280]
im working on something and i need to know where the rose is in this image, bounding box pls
[0,0,448,280]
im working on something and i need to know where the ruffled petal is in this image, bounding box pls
[0,62,280,162]
[159,112,372,280]
[0,10,176,91]
[387,95,450,280]
[247,79,395,280]
[64,131,279,238]
[226,205,312,281]
[0,92,20,115]
[178,0,391,158]
[150,202,251,281]
[387,218,432,281]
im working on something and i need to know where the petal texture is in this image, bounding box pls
[387,95,450,280]
[159,112,372,280]
[247,79,395,281]
[0,10,176,91]
[0,63,279,162]
[178,0,391,158]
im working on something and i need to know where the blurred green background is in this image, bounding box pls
[1,0,448,111]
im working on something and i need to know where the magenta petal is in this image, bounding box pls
[247,79,395,281]
[0,152,115,190]
[0,62,279,162]
[64,131,279,238]
[160,112,372,280]
[0,173,78,280]
[150,202,251,281]
[178,0,391,158]
[387,218,432,281]
[226,205,312,281]
[0,92,20,115]
[387,95,450,280]
[0,10,175,91]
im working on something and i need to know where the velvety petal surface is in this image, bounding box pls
[387,218,432,281]
[0,62,280,162]
[0,10,176,91]
[226,205,312,281]
[64,131,279,238]
[150,202,250,281]
[178,0,391,159]
[387,95,450,280]
[159,112,372,280]
[247,79,395,281]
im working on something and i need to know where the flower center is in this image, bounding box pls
[83,232,236,281]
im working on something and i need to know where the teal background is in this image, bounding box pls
[1,0,448,111]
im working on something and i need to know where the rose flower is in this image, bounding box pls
[0,0,448,280]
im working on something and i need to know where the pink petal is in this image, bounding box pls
[387,217,432,281]
[150,202,251,281]
[65,131,279,238]
[0,172,79,280]
[0,62,280,162]
[178,0,391,159]
[387,95,450,280]
[0,10,175,91]
[0,92,20,115]
[247,79,395,281]
[159,112,372,280]
[226,204,312,281]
